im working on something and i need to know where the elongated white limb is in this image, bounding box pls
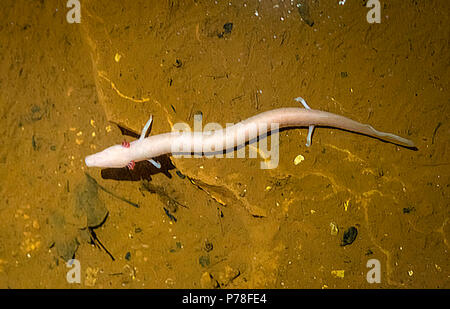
[148,159,161,169]
[140,115,153,141]
[294,96,311,109]
[305,125,314,147]
[140,115,162,168]
[294,97,315,147]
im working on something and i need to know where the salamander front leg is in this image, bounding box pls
[140,115,153,141]
[294,96,315,147]
[138,115,161,169]
[148,159,161,169]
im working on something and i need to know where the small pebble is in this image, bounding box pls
[204,241,213,252]
[294,154,305,165]
[125,252,131,261]
[331,270,345,278]
[330,222,338,235]
[174,59,182,68]
[341,226,358,246]
[223,22,233,34]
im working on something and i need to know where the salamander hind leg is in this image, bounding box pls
[294,97,315,147]
[294,96,311,110]
[306,125,314,147]
[148,159,161,169]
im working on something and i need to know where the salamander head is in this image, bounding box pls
[85,144,133,168]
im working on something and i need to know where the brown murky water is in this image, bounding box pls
[0,0,448,288]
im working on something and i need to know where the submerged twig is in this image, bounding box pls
[89,227,115,261]
[431,122,441,144]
